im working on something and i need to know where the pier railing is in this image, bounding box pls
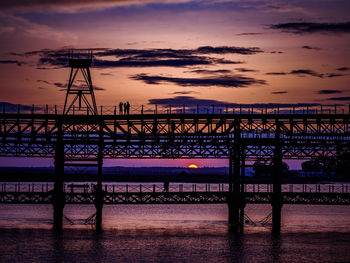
[1,104,349,115]
[1,183,349,194]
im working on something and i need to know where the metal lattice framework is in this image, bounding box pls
[0,112,349,160]
[1,191,349,205]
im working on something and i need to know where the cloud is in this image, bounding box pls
[171,91,199,95]
[22,46,262,68]
[235,32,263,36]
[0,15,77,45]
[326,73,344,78]
[337,67,349,71]
[25,46,263,69]
[271,91,288,94]
[53,81,105,91]
[94,46,263,57]
[326,96,350,101]
[130,74,266,88]
[0,0,194,13]
[265,72,287,75]
[100,72,113,76]
[93,57,237,68]
[195,46,263,55]
[186,69,232,75]
[317,90,342,95]
[0,102,42,112]
[36,79,50,84]
[0,60,23,66]
[266,69,345,78]
[148,96,319,109]
[269,21,350,34]
[289,69,324,78]
[302,45,321,50]
[235,67,258,73]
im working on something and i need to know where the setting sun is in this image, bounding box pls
[188,164,198,169]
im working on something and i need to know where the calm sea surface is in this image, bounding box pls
[0,183,350,262]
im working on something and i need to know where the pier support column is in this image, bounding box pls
[228,121,244,233]
[95,122,104,231]
[53,121,65,231]
[272,123,283,234]
[239,151,246,233]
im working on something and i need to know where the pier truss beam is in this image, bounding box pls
[1,192,350,205]
[0,113,349,160]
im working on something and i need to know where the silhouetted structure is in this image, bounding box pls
[63,50,97,115]
[1,53,349,233]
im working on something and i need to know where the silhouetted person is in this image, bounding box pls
[126,101,130,115]
[119,102,123,115]
[124,102,127,115]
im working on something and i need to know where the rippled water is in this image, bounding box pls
[0,202,350,262]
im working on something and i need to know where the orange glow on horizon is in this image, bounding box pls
[188,164,198,169]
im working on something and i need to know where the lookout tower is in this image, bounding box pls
[63,50,98,115]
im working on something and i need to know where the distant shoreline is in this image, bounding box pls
[0,166,347,183]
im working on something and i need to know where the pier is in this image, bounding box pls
[1,53,349,233]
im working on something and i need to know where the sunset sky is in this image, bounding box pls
[0,0,349,167]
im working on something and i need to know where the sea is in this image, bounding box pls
[0,183,350,263]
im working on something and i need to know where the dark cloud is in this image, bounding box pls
[270,21,350,34]
[130,74,266,88]
[25,46,263,69]
[92,57,237,68]
[265,72,287,75]
[171,91,198,95]
[326,96,350,101]
[317,90,342,95]
[289,69,324,78]
[148,96,319,109]
[302,45,321,50]
[186,69,232,75]
[195,46,262,55]
[271,91,288,94]
[54,82,65,88]
[270,51,284,54]
[235,67,258,73]
[0,102,42,112]
[326,73,344,78]
[54,82,105,91]
[337,67,349,71]
[37,79,50,84]
[236,32,263,36]
[266,70,345,78]
[0,60,23,66]
[100,72,113,76]
[93,86,105,91]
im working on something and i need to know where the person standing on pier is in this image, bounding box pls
[124,102,127,115]
[126,101,130,115]
[119,102,123,115]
